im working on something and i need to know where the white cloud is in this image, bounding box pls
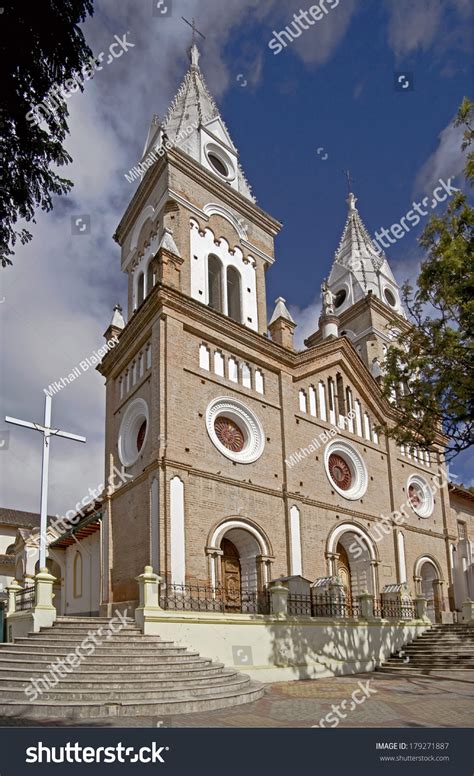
[385,0,474,58]
[414,119,466,196]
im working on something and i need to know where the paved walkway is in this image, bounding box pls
[1,671,473,728]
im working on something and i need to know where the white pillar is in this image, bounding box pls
[289,506,302,576]
[170,476,185,586]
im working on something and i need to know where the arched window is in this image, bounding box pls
[136,273,144,307]
[298,389,307,413]
[227,266,241,322]
[208,255,223,313]
[146,263,154,296]
[73,551,83,598]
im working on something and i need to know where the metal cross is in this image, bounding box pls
[181,16,206,43]
[6,394,86,569]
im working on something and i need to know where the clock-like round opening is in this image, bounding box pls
[208,153,228,177]
[384,288,396,307]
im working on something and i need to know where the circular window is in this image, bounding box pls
[204,143,235,181]
[384,288,396,307]
[407,475,433,517]
[137,420,147,452]
[324,440,368,500]
[208,153,228,177]
[206,397,265,463]
[335,289,347,309]
[118,398,149,467]
[328,453,352,490]
[214,416,245,452]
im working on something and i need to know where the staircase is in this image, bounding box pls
[0,617,263,719]
[378,623,474,673]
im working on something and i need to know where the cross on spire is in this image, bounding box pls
[6,394,86,568]
[181,16,206,45]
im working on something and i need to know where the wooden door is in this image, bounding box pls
[336,543,352,599]
[221,539,242,612]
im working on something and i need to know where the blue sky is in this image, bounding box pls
[1,0,472,515]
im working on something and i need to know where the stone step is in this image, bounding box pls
[0,662,225,680]
[0,675,251,703]
[0,656,214,672]
[55,617,134,624]
[0,670,238,691]
[0,682,264,719]
[0,649,200,664]
[1,644,192,656]
[24,634,168,644]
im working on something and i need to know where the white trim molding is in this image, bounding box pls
[118,398,149,467]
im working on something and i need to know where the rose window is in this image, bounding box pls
[407,475,433,517]
[408,483,422,508]
[328,453,352,490]
[214,416,245,453]
[137,420,147,452]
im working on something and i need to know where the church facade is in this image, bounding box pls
[88,43,472,626]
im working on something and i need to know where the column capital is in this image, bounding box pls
[205,546,223,557]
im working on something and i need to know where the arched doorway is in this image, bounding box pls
[207,518,273,612]
[417,558,443,623]
[327,523,378,597]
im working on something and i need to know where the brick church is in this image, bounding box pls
[86,41,472,624]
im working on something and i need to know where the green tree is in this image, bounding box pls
[0,0,94,267]
[382,98,474,461]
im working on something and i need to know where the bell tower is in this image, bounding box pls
[306,192,407,375]
[113,42,280,335]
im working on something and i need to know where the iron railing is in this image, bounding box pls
[287,593,361,618]
[159,584,271,614]
[15,586,35,612]
[373,598,416,619]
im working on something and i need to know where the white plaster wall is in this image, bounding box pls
[0,526,17,554]
[144,613,430,683]
[64,534,100,615]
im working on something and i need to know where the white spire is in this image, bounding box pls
[327,192,405,317]
[333,192,385,274]
[141,44,254,201]
[269,297,295,326]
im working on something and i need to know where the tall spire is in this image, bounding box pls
[326,191,405,317]
[140,32,255,201]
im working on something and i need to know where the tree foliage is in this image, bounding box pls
[382,98,474,460]
[0,0,94,267]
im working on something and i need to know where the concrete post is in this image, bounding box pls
[6,580,22,615]
[33,568,57,629]
[358,591,374,620]
[135,566,162,631]
[414,596,431,623]
[269,581,289,616]
[461,599,474,622]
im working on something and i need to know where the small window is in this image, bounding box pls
[227,267,242,323]
[208,255,223,313]
[208,153,228,177]
[335,289,347,308]
[73,552,83,598]
[384,288,396,307]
